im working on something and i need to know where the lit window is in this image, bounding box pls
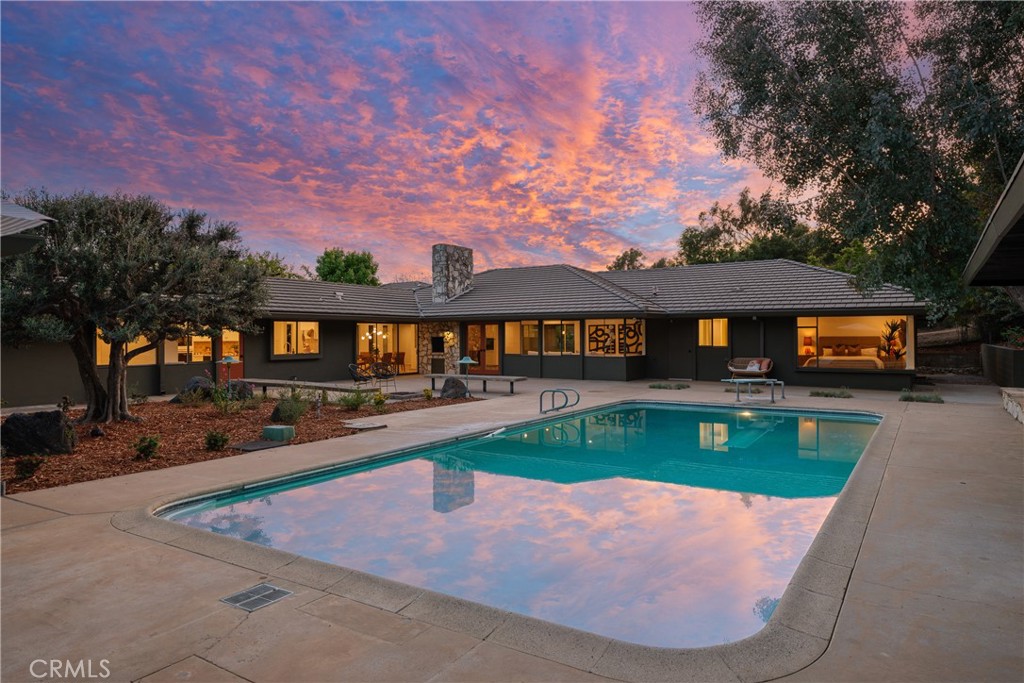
[796,316,913,370]
[504,321,539,355]
[698,318,728,347]
[543,320,579,355]
[95,331,157,366]
[273,321,320,357]
[585,319,645,356]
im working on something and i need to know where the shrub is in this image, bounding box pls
[340,391,369,411]
[239,395,265,411]
[373,392,388,413]
[175,388,208,407]
[57,395,75,414]
[422,388,433,400]
[1002,326,1024,349]
[205,430,231,451]
[128,388,149,405]
[725,386,762,394]
[272,397,308,424]
[899,390,944,403]
[650,382,689,390]
[810,388,853,398]
[14,456,45,480]
[134,435,160,460]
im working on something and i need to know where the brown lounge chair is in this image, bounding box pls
[727,357,773,379]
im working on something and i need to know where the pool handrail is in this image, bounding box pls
[539,387,580,414]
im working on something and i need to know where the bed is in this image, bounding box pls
[804,336,886,370]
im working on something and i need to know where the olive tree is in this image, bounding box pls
[1,190,267,423]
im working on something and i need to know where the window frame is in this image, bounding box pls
[698,318,729,347]
[271,321,322,359]
[584,318,646,357]
[542,320,580,355]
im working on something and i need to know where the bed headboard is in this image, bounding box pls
[819,336,881,356]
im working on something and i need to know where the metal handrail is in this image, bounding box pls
[539,388,580,414]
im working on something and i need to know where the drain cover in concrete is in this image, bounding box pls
[220,583,292,611]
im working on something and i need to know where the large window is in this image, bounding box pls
[163,329,240,364]
[797,316,914,370]
[504,321,539,355]
[273,321,320,357]
[356,322,418,372]
[698,318,728,347]
[96,332,157,366]
[543,320,579,355]
[585,319,645,356]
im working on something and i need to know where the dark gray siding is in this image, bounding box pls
[2,342,84,406]
[503,355,541,377]
[243,319,356,382]
[541,354,583,380]
[730,317,762,357]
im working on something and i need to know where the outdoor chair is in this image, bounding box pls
[370,361,398,392]
[727,357,773,379]
[349,363,376,389]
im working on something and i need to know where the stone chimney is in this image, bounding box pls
[432,244,474,303]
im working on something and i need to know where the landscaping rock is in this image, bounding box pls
[1,410,77,456]
[170,376,215,403]
[440,377,469,399]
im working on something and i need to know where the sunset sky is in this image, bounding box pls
[1,1,767,280]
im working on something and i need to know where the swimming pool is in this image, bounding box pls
[161,402,879,647]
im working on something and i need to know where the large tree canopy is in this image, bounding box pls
[1,190,267,423]
[692,0,1024,318]
[244,250,304,279]
[315,248,380,285]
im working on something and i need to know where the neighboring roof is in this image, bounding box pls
[261,260,927,321]
[0,200,54,236]
[1,200,52,256]
[415,264,666,320]
[598,259,926,316]
[263,278,422,320]
[963,154,1024,286]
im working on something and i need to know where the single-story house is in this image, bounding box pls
[0,200,51,256]
[0,244,927,407]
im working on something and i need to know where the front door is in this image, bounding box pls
[465,323,500,374]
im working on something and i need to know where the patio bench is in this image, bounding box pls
[241,377,363,397]
[424,374,528,395]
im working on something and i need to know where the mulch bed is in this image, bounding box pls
[1,396,478,494]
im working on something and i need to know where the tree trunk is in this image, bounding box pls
[67,328,109,423]
[104,341,139,423]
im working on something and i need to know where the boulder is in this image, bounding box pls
[440,377,469,399]
[170,376,215,403]
[1,410,77,456]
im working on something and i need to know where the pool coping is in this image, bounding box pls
[111,399,896,683]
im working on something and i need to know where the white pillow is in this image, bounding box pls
[823,347,833,356]
[746,360,761,370]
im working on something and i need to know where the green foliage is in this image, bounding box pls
[175,388,208,407]
[809,389,854,399]
[422,388,433,400]
[879,320,907,360]
[899,390,945,403]
[725,385,762,394]
[134,435,160,460]
[340,391,370,411]
[57,396,75,415]
[373,392,388,413]
[1002,327,1024,350]
[649,383,690,390]
[315,248,381,285]
[128,386,149,405]
[211,385,242,415]
[1,189,268,423]
[205,430,231,451]
[607,248,647,271]
[691,1,1021,318]
[272,397,308,425]
[243,250,303,279]
[14,456,45,480]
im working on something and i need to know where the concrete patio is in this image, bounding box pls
[2,377,1021,682]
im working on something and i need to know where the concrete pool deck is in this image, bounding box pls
[2,378,1021,682]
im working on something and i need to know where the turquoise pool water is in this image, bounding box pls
[162,402,879,647]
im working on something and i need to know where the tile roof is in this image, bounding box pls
[599,260,927,315]
[263,278,422,320]
[262,260,927,320]
[415,264,665,319]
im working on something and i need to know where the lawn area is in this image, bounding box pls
[1,395,477,494]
